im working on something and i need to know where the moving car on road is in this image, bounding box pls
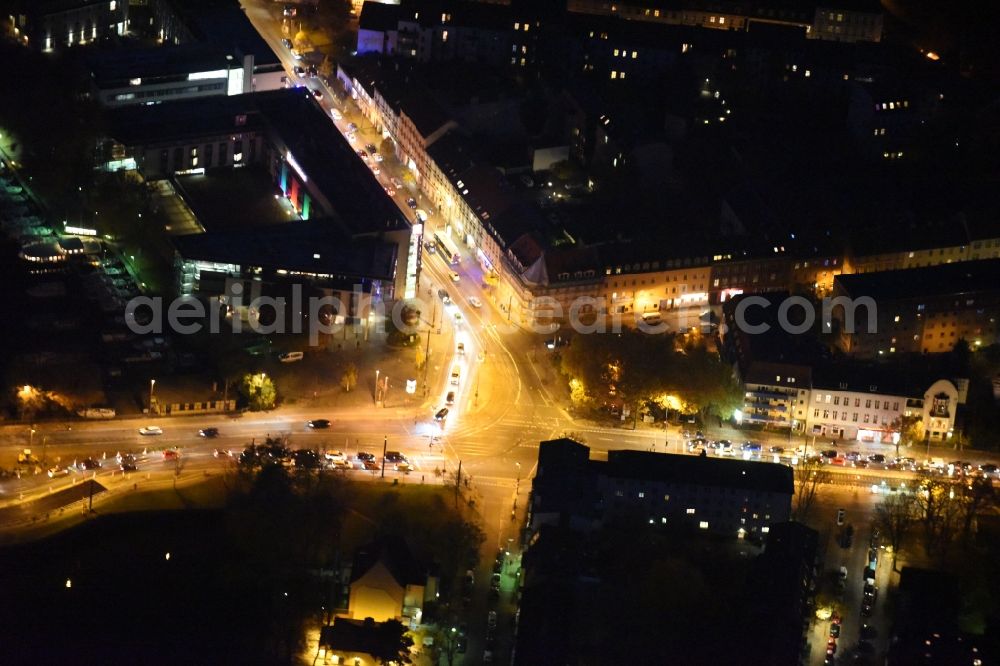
[449,271,460,283]
[406,197,417,209]
[307,419,331,429]
[468,296,482,308]
[435,407,449,421]
[139,425,163,436]
[446,391,455,405]
[162,449,180,461]
[47,466,69,478]
[199,427,219,438]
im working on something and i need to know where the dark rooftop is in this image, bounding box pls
[167,0,280,66]
[359,0,401,32]
[538,439,794,495]
[603,449,794,495]
[106,93,268,147]
[835,258,1000,301]
[172,223,398,283]
[172,168,292,232]
[88,45,233,88]
[350,536,426,588]
[810,361,958,397]
[251,88,411,235]
[339,56,453,139]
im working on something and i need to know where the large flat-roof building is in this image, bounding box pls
[529,438,793,540]
[832,259,1000,357]
[104,88,416,305]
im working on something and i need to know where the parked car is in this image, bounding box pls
[449,271,460,282]
[356,452,376,462]
[457,342,465,355]
[293,66,306,77]
[868,454,886,464]
[47,466,70,478]
[446,391,455,405]
[406,197,417,209]
[395,461,414,473]
[385,451,405,463]
[331,108,342,120]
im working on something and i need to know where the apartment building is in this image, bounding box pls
[832,259,1000,357]
[804,370,965,443]
[529,438,794,540]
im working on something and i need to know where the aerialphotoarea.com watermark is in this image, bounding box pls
[123,283,879,343]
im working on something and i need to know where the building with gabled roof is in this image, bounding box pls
[346,536,438,626]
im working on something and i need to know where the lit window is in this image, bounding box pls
[663,494,670,501]
[614,48,619,56]
[699,521,709,529]
[762,526,770,534]
[710,16,716,23]
[233,152,243,163]
[110,0,117,10]
[631,51,637,58]
[610,71,617,79]
[686,508,695,514]
[514,22,519,30]
[524,24,530,32]
[894,315,900,322]
[661,517,667,524]
[719,17,726,25]
[638,492,644,498]
[442,30,448,42]
[191,157,198,167]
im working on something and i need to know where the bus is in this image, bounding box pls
[434,233,461,266]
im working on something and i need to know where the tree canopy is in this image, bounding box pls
[559,330,741,419]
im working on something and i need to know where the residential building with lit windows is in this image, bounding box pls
[832,259,1000,357]
[6,0,128,51]
[564,0,882,43]
[721,292,823,432]
[804,366,966,443]
[529,438,793,540]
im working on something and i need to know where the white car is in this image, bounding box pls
[331,108,342,120]
[372,166,380,175]
[468,296,482,308]
[47,466,69,478]
[139,425,163,436]
[449,271,460,282]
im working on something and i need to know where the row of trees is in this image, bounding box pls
[874,474,997,570]
[559,329,742,421]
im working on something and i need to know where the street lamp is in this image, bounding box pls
[148,378,156,414]
[375,369,380,405]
